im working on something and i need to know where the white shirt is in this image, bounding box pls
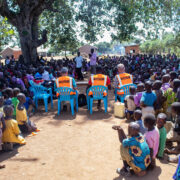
[75,56,83,68]
[5,59,10,65]
[42,70,50,81]
[125,95,136,111]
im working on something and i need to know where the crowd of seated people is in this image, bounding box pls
[0,53,179,177]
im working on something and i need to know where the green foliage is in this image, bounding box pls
[0,17,17,50]
[140,33,180,56]
[95,42,111,53]
[40,0,79,54]
[0,0,179,53]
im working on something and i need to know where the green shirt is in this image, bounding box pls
[12,97,19,116]
[164,88,177,107]
[158,126,167,158]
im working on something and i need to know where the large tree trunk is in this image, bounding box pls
[0,0,50,64]
[16,15,47,64]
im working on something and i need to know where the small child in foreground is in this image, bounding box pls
[124,86,136,121]
[2,105,26,150]
[144,114,159,169]
[134,110,147,135]
[112,122,151,177]
[16,93,37,133]
[157,113,167,159]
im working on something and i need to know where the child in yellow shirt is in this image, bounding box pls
[16,93,37,133]
[2,105,26,148]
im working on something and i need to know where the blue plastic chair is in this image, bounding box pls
[55,87,78,116]
[30,83,53,112]
[115,84,137,103]
[87,86,108,114]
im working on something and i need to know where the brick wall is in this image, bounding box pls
[125,45,140,55]
[13,50,22,60]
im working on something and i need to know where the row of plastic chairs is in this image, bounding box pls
[29,81,136,115]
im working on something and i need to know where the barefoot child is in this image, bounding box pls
[112,122,151,177]
[2,105,26,149]
[134,110,147,135]
[16,93,37,133]
[157,113,167,159]
[144,114,159,169]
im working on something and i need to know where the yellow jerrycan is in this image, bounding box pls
[114,102,125,118]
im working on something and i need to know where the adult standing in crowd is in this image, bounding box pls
[89,48,97,75]
[75,52,84,80]
[114,64,133,95]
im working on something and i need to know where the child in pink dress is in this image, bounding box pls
[144,114,159,169]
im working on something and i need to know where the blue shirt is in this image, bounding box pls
[24,97,32,110]
[136,120,147,135]
[140,92,157,107]
[72,78,77,88]
[123,134,151,171]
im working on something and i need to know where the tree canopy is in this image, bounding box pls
[0,0,179,62]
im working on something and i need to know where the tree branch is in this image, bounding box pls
[35,30,47,47]
[0,0,17,26]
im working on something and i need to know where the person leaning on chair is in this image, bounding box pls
[87,66,111,109]
[55,67,77,110]
[114,64,133,99]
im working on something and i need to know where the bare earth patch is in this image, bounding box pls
[0,89,177,180]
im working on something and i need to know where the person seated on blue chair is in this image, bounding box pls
[55,67,77,111]
[87,66,111,109]
[114,64,133,101]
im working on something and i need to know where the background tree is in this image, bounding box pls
[95,42,111,54]
[140,32,180,56]
[0,0,179,63]
[0,17,17,51]
[0,0,56,63]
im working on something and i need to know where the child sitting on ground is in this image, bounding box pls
[12,88,20,119]
[165,102,180,156]
[112,122,151,177]
[124,86,136,121]
[2,105,26,150]
[140,81,157,120]
[144,114,159,169]
[157,113,167,159]
[134,83,144,109]
[134,110,147,134]
[16,93,37,133]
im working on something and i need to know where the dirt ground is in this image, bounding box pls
[0,87,177,180]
